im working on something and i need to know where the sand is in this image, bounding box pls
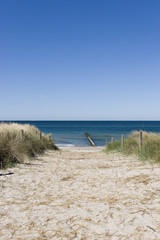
[0,147,160,240]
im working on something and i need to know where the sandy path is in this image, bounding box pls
[0,147,160,240]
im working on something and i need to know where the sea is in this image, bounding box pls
[2,121,160,147]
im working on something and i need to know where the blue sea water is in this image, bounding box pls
[2,121,160,146]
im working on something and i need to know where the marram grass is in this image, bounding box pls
[0,123,58,168]
[105,131,160,163]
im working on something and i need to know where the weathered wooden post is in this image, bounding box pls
[40,132,42,140]
[48,135,52,141]
[21,129,24,139]
[139,131,142,150]
[111,137,114,143]
[121,134,124,148]
[85,132,95,146]
[106,138,108,148]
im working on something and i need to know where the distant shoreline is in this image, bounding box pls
[1,120,160,147]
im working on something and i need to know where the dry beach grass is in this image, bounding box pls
[106,131,160,162]
[0,123,57,168]
[0,147,160,240]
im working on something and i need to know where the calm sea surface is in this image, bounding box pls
[3,121,160,146]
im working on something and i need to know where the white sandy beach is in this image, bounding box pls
[0,147,160,240]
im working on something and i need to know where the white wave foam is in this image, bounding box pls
[56,143,75,147]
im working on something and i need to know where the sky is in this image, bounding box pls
[0,0,160,120]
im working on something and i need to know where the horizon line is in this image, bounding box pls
[1,119,160,122]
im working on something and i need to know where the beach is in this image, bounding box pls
[0,147,160,240]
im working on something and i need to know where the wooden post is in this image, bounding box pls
[106,138,108,148]
[121,134,124,148]
[48,135,53,141]
[40,132,42,140]
[139,131,142,150]
[85,132,95,146]
[111,137,114,143]
[21,129,24,139]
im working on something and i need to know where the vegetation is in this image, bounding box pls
[105,131,160,162]
[0,123,58,168]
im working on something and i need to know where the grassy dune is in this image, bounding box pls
[105,131,160,162]
[0,123,58,168]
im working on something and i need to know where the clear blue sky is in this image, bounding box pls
[0,0,160,120]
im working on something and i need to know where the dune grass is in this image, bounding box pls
[0,123,58,168]
[105,131,160,162]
